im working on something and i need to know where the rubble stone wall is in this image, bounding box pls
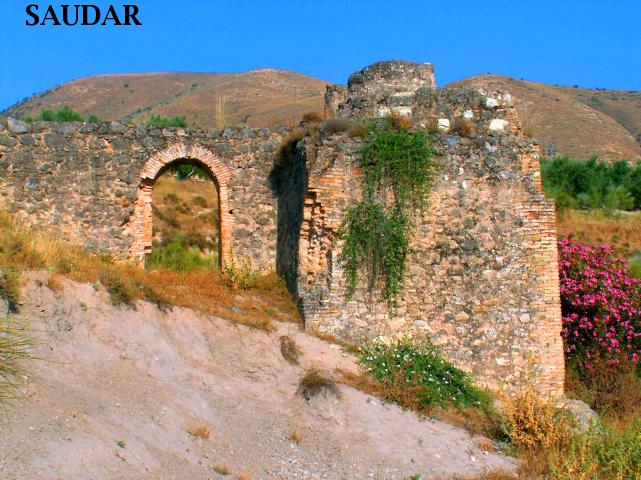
[0,60,565,396]
[0,120,288,270]
[297,61,564,395]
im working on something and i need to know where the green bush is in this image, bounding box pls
[25,106,84,123]
[146,115,188,128]
[168,164,210,180]
[146,241,215,272]
[541,156,641,210]
[358,336,492,411]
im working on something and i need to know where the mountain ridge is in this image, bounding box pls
[4,68,640,160]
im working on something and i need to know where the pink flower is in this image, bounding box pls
[558,238,641,367]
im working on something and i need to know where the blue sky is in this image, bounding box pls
[1,0,640,110]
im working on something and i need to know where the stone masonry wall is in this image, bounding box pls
[0,60,565,397]
[297,61,564,396]
[0,119,289,270]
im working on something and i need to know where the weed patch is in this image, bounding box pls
[297,368,340,400]
[99,271,136,308]
[187,424,211,439]
[279,335,302,365]
[146,241,216,272]
[359,336,493,411]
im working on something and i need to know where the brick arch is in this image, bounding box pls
[127,143,233,266]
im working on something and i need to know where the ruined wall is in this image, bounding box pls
[0,119,288,270]
[0,60,565,396]
[298,61,564,396]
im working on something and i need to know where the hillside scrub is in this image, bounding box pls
[0,210,297,332]
[145,115,188,128]
[24,105,85,123]
[541,156,641,210]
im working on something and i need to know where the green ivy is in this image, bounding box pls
[338,117,435,312]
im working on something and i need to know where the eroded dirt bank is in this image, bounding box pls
[0,273,516,479]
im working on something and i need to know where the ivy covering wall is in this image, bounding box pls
[339,116,435,312]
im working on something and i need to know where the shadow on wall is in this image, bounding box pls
[269,137,307,302]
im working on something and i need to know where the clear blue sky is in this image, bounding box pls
[1,0,640,110]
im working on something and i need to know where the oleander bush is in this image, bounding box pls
[558,237,641,367]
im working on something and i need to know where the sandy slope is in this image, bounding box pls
[0,273,516,479]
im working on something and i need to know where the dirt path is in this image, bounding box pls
[0,273,517,479]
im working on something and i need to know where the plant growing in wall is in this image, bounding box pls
[339,115,435,312]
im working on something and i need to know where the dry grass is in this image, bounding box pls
[213,464,231,475]
[319,117,354,136]
[214,94,227,129]
[387,112,413,130]
[556,209,641,258]
[274,128,306,167]
[289,427,302,445]
[0,210,298,333]
[302,111,324,123]
[46,273,63,292]
[451,118,476,137]
[476,437,496,453]
[237,473,252,480]
[347,121,367,138]
[279,335,302,365]
[297,367,340,400]
[187,423,210,439]
[565,359,641,423]
[0,313,34,404]
[499,383,573,451]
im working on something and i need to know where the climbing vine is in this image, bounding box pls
[339,116,435,312]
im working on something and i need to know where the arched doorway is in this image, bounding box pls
[127,144,233,267]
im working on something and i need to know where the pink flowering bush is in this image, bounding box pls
[558,237,641,367]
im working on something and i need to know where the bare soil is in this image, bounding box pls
[0,272,516,479]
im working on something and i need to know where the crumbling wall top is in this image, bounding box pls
[347,60,435,96]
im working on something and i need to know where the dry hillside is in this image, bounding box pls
[449,75,641,161]
[4,69,327,129]
[5,68,640,160]
[151,174,219,253]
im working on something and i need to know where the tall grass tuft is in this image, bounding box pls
[0,313,34,404]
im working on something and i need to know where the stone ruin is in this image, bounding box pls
[0,60,564,396]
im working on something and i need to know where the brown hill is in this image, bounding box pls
[4,69,328,129]
[449,75,641,161]
[5,69,641,160]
